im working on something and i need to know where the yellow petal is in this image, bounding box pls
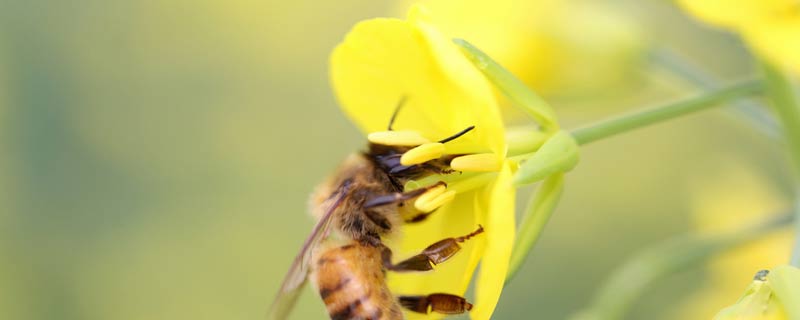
[330,4,506,157]
[386,190,486,320]
[472,161,516,320]
[368,130,431,146]
[676,0,796,29]
[675,0,800,76]
[744,15,800,75]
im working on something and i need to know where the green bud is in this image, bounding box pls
[770,265,800,319]
[514,130,579,186]
[714,266,800,320]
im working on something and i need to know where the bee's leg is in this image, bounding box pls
[419,162,458,175]
[398,294,473,315]
[403,209,436,223]
[362,181,446,209]
[381,225,484,272]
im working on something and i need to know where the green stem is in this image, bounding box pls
[761,62,800,267]
[573,213,793,320]
[649,48,779,138]
[570,79,765,145]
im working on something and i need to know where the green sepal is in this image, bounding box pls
[454,38,559,131]
[507,126,550,156]
[506,173,565,283]
[513,130,579,186]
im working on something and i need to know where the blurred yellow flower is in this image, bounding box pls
[330,6,515,319]
[397,0,645,98]
[677,0,800,74]
[673,163,793,319]
[713,266,800,320]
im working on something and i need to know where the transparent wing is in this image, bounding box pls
[266,182,351,320]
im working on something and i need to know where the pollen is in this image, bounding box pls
[450,153,502,172]
[401,142,446,166]
[415,189,456,213]
[367,130,430,146]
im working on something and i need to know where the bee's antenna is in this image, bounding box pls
[387,95,408,131]
[438,125,475,144]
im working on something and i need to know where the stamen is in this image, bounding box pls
[413,184,447,210]
[450,153,502,172]
[400,142,445,166]
[368,130,430,146]
[415,190,456,213]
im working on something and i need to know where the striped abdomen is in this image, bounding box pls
[312,242,402,320]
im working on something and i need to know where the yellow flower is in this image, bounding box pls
[677,0,800,74]
[330,6,515,320]
[713,266,800,320]
[397,0,645,97]
[671,164,793,319]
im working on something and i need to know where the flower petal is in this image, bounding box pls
[472,161,516,320]
[386,190,486,320]
[330,5,505,155]
[676,0,800,75]
[745,16,800,75]
[676,0,796,29]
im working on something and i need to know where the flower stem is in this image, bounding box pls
[573,213,793,320]
[649,48,779,138]
[760,62,800,267]
[570,79,765,145]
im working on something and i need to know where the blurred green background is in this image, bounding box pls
[0,0,793,319]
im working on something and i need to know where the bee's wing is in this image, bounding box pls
[267,183,350,320]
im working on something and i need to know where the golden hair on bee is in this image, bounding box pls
[268,100,484,320]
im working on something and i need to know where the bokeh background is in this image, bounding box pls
[0,0,794,319]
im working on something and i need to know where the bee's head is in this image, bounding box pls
[362,98,476,182]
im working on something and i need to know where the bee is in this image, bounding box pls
[268,100,485,320]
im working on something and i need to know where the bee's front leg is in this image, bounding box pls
[362,181,446,209]
[380,225,484,272]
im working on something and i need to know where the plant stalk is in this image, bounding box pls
[570,79,765,145]
[573,213,793,320]
[761,62,800,267]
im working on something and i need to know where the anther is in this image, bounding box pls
[368,130,430,146]
[415,190,456,213]
[400,142,445,166]
[413,184,447,211]
[450,153,502,172]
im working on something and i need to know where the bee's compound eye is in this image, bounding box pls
[450,153,502,172]
[400,142,445,166]
[368,130,430,146]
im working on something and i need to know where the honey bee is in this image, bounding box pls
[268,100,485,320]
